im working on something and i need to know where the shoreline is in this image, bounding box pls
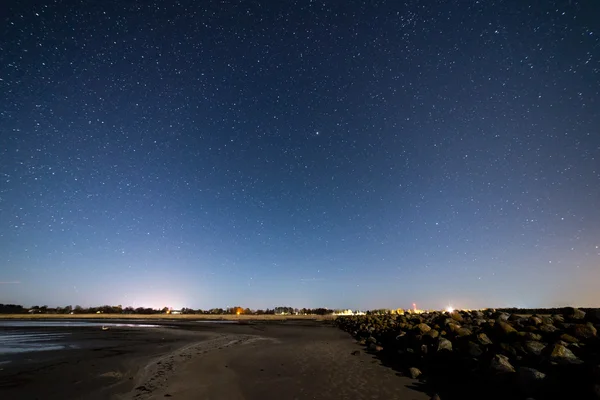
[0,319,430,400]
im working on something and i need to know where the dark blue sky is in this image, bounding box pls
[1,1,599,310]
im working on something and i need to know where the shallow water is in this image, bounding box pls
[0,332,72,355]
[0,320,161,356]
[0,320,162,328]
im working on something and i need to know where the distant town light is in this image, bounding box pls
[446,306,454,313]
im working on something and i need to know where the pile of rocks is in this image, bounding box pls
[336,307,600,400]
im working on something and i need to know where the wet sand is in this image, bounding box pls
[0,320,429,400]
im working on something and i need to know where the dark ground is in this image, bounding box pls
[0,320,430,400]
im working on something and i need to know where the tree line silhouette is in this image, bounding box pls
[0,303,336,315]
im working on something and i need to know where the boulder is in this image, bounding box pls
[500,343,518,357]
[493,312,510,321]
[559,333,579,344]
[424,329,439,339]
[490,354,515,373]
[437,338,453,352]
[448,323,461,334]
[456,327,472,337]
[564,307,586,320]
[477,332,493,346]
[552,314,565,323]
[450,311,464,323]
[524,341,546,356]
[528,316,543,325]
[541,316,554,325]
[415,323,432,334]
[368,342,383,352]
[517,366,546,392]
[572,323,597,340]
[465,341,483,357]
[539,324,559,334]
[496,321,518,335]
[408,367,422,379]
[508,313,522,322]
[525,332,543,341]
[543,343,582,364]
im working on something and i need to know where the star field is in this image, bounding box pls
[1,0,599,310]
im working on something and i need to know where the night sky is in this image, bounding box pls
[1,1,599,311]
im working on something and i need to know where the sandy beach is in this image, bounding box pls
[0,320,430,400]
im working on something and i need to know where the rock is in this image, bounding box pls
[529,316,543,325]
[539,324,559,334]
[509,313,522,323]
[424,329,439,339]
[500,343,518,357]
[572,323,597,339]
[543,343,582,364]
[367,343,381,352]
[564,307,586,320]
[437,338,453,352]
[490,354,515,373]
[496,321,518,335]
[420,344,428,355]
[429,394,441,400]
[366,336,377,344]
[408,367,422,379]
[552,314,565,323]
[450,311,464,323]
[477,332,493,345]
[494,312,510,322]
[559,333,579,344]
[524,341,546,356]
[456,327,472,337]
[447,322,460,331]
[541,315,554,325]
[518,366,546,382]
[525,332,543,341]
[415,323,432,334]
[465,341,483,357]
[517,367,546,392]
[351,350,360,356]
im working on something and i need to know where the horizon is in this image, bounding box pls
[2,302,599,313]
[2,1,599,309]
